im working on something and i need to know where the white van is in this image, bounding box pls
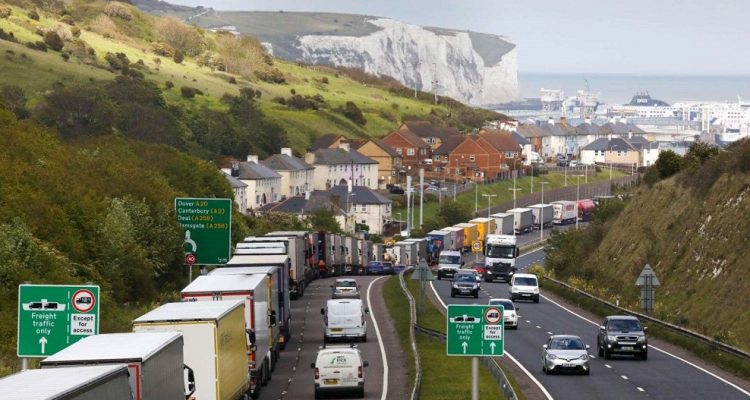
[508,273,540,303]
[311,345,368,399]
[321,299,369,342]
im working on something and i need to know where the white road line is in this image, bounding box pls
[621,375,629,380]
[429,281,554,400]
[526,320,531,323]
[536,325,542,329]
[605,364,612,369]
[367,276,389,400]
[589,355,595,359]
[637,387,645,392]
[540,294,750,397]
[547,331,553,335]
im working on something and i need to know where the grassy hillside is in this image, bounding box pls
[545,141,750,351]
[0,1,503,156]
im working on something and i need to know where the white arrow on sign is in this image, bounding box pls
[462,341,468,354]
[39,337,48,354]
[490,342,496,354]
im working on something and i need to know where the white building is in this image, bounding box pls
[220,171,248,214]
[231,155,282,211]
[328,186,392,235]
[305,143,379,190]
[261,148,315,199]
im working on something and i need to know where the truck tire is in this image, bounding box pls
[260,361,269,386]
[361,334,367,343]
[358,387,365,398]
[603,348,611,360]
[473,290,479,299]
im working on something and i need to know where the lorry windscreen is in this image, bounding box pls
[439,255,461,264]
[486,245,514,258]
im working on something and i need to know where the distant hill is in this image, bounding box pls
[131,2,521,106]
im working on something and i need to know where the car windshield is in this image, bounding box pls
[486,245,515,258]
[608,319,642,331]
[455,274,476,282]
[439,255,461,264]
[515,277,537,286]
[490,300,514,310]
[336,281,357,288]
[549,338,584,350]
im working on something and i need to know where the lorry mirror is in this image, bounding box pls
[183,364,196,399]
[269,310,277,327]
[599,325,606,331]
[310,362,316,368]
[363,361,369,367]
[643,326,648,331]
[246,329,256,345]
[515,248,520,257]
[320,308,325,315]
[365,308,370,314]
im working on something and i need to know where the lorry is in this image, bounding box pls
[395,240,419,266]
[454,223,479,249]
[469,218,497,243]
[372,243,385,263]
[360,239,373,273]
[133,300,250,400]
[314,231,334,277]
[426,230,451,261]
[332,234,346,276]
[0,365,133,400]
[265,231,316,284]
[344,236,360,274]
[182,274,275,398]
[436,250,463,280]
[404,238,428,263]
[238,232,309,299]
[41,332,195,400]
[442,226,465,251]
[507,208,534,234]
[528,204,554,229]
[216,259,289,349]
[577,199,596,221]
[484,235,519,283]
[490,213,515,235]
[551,200,577,224]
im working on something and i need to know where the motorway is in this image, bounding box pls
[431,247,750,400]
[257,275,407,400]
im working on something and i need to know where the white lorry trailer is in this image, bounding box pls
[490,213,515,235]
[0,365,133,400]
[483,235,519,283]
[133,301,250,400]
[551,200,577,224]
[507,208,534,234]
[41,332,194,400]
[528,204,554,229]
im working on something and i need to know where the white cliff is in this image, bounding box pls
[296,18,520,106]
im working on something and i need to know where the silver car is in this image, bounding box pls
[331,279,360,299]
[542,335,590,375]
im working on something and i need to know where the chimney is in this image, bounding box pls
[280,147,292,157]
[246,155,259,164]
[339,141,351,152]
[628,130,633,139]
[547,117,555,125]
[585,116,592,125]
[231,161,240,177]
[304,151,315,164]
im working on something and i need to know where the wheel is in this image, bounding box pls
[533,298,539,303]
[543,364,551,375]
[314,389,322,399]
[450,290,456,298]
[603,348,611,360]
[260,362,269,386]
[358,387,365,398]
[583,369,590,375]
[361,334,367,343]
[473,291,479,299]
[437,274,442,280]
[640,351,648,361]
[597,342,604,357]
[485,278,492,283]
[323,335,329,344]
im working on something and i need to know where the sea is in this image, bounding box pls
[519,73,750,105]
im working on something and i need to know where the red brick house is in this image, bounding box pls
[398,121,461,150]
[448,136,497,181]
[381,127,431,173]
[478,129,524,169]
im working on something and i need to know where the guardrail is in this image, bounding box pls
[412,324,517,400]
[398,268,422,400]
[542,275,750,361]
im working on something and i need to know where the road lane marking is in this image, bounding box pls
[637,387,645,392]
[367,276,389,400]
[605,364,612,369]
[429,281,554,400]
[547,331,553,335]
[540,293,750,397]
[536,325,541,329]
[621,375,629,380]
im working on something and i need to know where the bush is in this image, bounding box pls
[28,10,39,20]
[254,68,286,84]
[104,52,130,71]
[70,26,81,38]
[60,14,75,26]
[286,94,318,110]
[25,41,47,52]
[155,16,203,57]
[321,76,329,84]
[0,28,17,43]
[43,31,64,51]
[0,6,10,18]
[340,101,366,126]
[173,49,183,64]
[151,42,174,57]
[180,86,202,98]
[228,76,237,84]
[164,81,174,89]
[103,2,133,21]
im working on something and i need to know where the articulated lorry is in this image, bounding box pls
[490,213,515,235]
[507,208,534,234]
[551,200,577,224]
[41,332,195,400]
[484,235,519,282]
[469,218,496,244]
[182,274,276,398]
[442,226,466,251]
[133,300,251,400]
[454,223,479,249]
[528,204,554,229]
[0,365,134,400]
[238,233,308,299]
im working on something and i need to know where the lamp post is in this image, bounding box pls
[530,163,534,194]
[539,182,549,241]
[396,212,402,234]
[609,145,615,181]
[474,181,478,215]
[482,194,497,218]
[575,174,584,230]
[345,192,356,234]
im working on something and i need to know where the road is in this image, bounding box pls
[257,275,407,400]
[431,249,750,399]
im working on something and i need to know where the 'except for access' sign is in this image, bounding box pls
[17,284,100,358]
[446,304,504,357]
[175,198,232,265]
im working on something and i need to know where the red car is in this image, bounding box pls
[472,263,486,279]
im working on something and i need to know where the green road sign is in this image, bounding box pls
[446,304,504,357]
[175,197,232,265]
[17,284,100,358]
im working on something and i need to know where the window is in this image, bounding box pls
[396,148,403,155]
[469,155,476,162]
[256,195,260,204]
[407,148,415,156]
[361,204,367,212]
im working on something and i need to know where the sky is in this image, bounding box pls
[168,0,750,76]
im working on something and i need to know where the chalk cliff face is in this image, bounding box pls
[294,18,520,106]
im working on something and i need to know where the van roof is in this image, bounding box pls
[0,365,128,399]
[327,299,363,306]
[182,273,265,293]
[41,332,182,363]
[513,273,538,279]
[134,300,243,323]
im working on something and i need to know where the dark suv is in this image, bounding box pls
[596,315,648,360]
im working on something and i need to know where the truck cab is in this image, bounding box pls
[484,235,518,282]
[436,250,462,280]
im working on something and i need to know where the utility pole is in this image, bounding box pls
[406,175,412,235]
[474,181,478,215]
[575,175,584,230]
[539,181,549,204]
[482,194,497,218]
[419,168,424,226]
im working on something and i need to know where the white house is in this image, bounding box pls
[328,186,392,235]
[232,155,282,211]
[261,148,315,199]
[305,143,379,190]
[628,136,661,167]
[221,171,248,214]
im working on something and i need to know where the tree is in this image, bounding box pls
[35,84,115,138]
[341,101,366,126]
[43,31,64,51]
[436,201,471,226]
[154,17,203,56]
[643,150,682,187]
[0,85,29,119]
[308,208,342,233]
[245,212,308,236]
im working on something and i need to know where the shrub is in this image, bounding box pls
[43,31,64,51]
[164,81,174,89]
[379,110,397,123]
[180,86,202,98]
[70,26,81,37]
[60,14,75,26]
[151,42,174,57]
[103,2,133,21]
[25,41,47,52]
[228,76,237,84]
[155,16,203,56]
[286,94,318,110]
[61,51,70,61]
[28,10,39,20]
[239,87,256,99]
[0,6,10,18]
[104,52,130,71]
[321,76,329,84]
[254,68,286,84]
[340,101,366,126]
[0,28,17,43]
[173,49,184,64]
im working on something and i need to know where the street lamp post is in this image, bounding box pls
[396,212,402,234]
[609,146,615,181]
[530,163,534,194]
[539,182,549,242]
[474,181,478,215]
[482,194,497,218]
[575,175,584,230]
[345,192,356,234]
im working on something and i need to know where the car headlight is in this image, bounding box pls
[579,354,589,360]
[533,288,539,294]
[607,335,617,342]
[546,353,557,360]
[453,284,459,289]
[511,287,519,293]
[637,336,646,343]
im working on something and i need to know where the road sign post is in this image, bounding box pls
[175,198,232,268]
[17,284,100,358]
[635,264,661,313]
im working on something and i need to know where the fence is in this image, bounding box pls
[542,275,750,361]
